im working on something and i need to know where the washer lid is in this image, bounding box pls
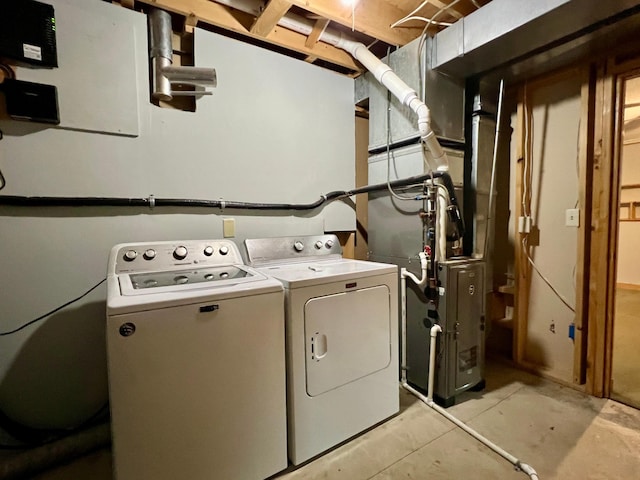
[118,265,261,296]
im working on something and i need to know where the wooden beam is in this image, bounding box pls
[586,62,615,397]
[250,0,292,37]
[572,65,595,386]
[134,0,361,72]
[513,87,531,364]
[305,18,330,49]
[426,0,464,19]
[119,0,135,9]
[184,13,198,33]
[289,0,420,46]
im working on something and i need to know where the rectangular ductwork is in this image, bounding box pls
[433,0,640,77]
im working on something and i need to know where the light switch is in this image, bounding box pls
[223,218,235,237]
[565,209,580,227]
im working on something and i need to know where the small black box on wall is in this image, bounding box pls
[1,79,60,125]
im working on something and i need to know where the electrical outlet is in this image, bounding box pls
[223,218,235,238]
[565,208,580,227]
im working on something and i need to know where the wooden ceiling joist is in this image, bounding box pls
[132,0,361,72]
[288,0,419,46]
[250,0,292,37]
[426,0,464,19]
[305,18,330,49]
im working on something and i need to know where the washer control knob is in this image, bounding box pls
[325,239,335,249]
[173,246,188,260]
[314,241,324,249]
[143,249,156,260]
[219,245,229,255]
[124,250,137,261]
[203,246,214,256]
[294,241,304,252]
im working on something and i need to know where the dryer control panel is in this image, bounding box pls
[110,240,243,274]
[245,234,343,266]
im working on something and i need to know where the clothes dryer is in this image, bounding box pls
[245,234,399,465]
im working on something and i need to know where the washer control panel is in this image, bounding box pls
[244,234,343,266]
[112,240,243,274]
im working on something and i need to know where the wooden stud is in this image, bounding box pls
[585,62,615,397]
[250,0,292,37]
[134,0,361,72]
[288,0,419,46]
[513,86,530,365]
[120,0,135,9]
[572,65,595,386]
[305,18,330,49]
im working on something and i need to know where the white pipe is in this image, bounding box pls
[400,254,429,384]
[332,36,448,171]
[401,273,540,479]
[210,0,449,171]
[436,191,447,261]
[426,324,442,403]
[483,79,505,260]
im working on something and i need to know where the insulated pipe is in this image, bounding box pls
[400,273,540,479]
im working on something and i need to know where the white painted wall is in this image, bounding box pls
[508,74,581,383]
[0,0,355,429]
[617,141,640,285]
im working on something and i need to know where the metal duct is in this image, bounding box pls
[433,0,640,77]
[148,8,217,101]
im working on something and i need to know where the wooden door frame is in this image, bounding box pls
[587,54,640,397]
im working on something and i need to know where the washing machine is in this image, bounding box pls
[244,234,399,465]
[106,239,287,480]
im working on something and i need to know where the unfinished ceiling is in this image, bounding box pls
[115,0,491,75]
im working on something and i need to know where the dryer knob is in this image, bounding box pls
[173,246,188,260]
[219,245,229,255]
[325,239,335,249]
[294,241,304,252]
[143,249,156,260]
[203,246,214,256]
[124,250,137,261]
[314,241,324,249]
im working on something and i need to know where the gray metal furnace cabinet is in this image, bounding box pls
[413,258,486,406]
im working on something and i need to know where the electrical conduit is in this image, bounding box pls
[400,270,539,479]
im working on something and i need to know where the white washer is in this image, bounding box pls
[106,240,287,480]
[245,234,399,465]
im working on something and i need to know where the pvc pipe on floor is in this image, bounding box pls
[400,271,540,479]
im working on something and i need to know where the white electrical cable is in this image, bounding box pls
[391,0,433,29]
[522,237,576,312]
[520,82,575,312]
[391,16,453,28]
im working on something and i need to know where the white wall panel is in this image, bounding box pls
[0,0,354,428]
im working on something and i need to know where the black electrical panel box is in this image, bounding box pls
[0,0,58,68]
[1,79,60,125]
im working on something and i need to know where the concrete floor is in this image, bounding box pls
[26,361,640,480]
[612,287,640,408]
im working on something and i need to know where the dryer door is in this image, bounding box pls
[305,285,391,397]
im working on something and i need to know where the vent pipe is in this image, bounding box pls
[148,8,217,101]
[211,0,449,171]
